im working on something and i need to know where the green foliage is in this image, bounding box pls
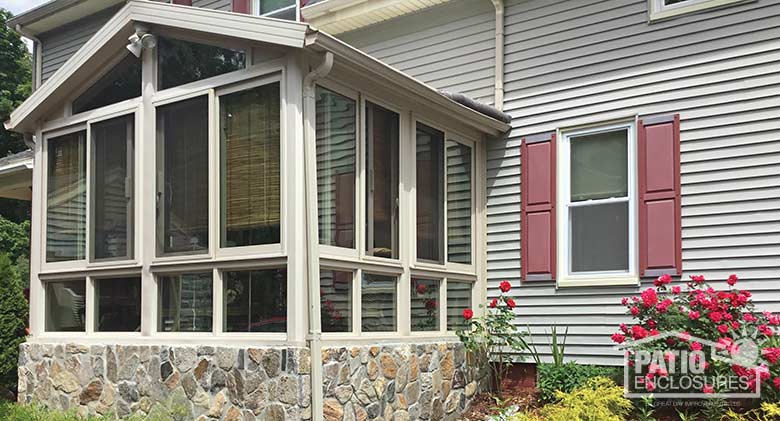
[0,9,32,157]
[724,402,780,421]
[525,324,568,366]
[457,283,528,397]
[0,253,28,394]
[0,403,96,420]
[0,217,30,263]
[539,377,633,421]
[635,395,656,421]
[537,361,622,403]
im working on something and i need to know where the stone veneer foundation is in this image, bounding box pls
[17,343,311,420]
[17,341,477,420]
[321,343,478,421]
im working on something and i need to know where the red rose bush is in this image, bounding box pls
[457,280,528,397]
[613,273,780,398]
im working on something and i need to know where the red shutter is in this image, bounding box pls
[171,0,192,5]
[638,114,682,277]
[232,0,251,13]
[521,132,556,281]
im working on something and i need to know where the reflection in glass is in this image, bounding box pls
[47,131,86,262]
[446,281,471,331]
[570,130,628,202]
[447,141,472,264]
[320,269,352,333]
[95,277,141,332]
[365,103,399,259]
[92,115,134,260]
[416,124,444,263]
[158,37,246,90]
[159,273,213,332]
[224,269,287,333]
[73,54,141,114]
[570,202,629,273]
[411,278,439,332]
[316,87,356,249]
[45,281,85,332]
[221,83,281,247]
[361,273,396,332]
[157,96,209,255]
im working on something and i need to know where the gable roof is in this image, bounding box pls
[6,0,510,136]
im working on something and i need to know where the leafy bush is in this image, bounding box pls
[537,361,622,403]
[0,253,28,395]
[457,280,528,397]
[0,402,95,421]
[507,377,632,421]
[612,274,780,398]
[724,402,780,420]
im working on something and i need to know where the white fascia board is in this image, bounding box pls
[302,0,451,34]
[6,0,309,134]
[308,31,511,137]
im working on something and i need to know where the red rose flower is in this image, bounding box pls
[688,310,700,320]
[690,275,706,284]
[774,377,780,390]
[727,274,738,286]
[489,298,498,308]
[654,274,672,287]
[462,309,473,320]
[499,281,512,293]
[630,307,640,316]
[611,333,626,344]
[717,324,729,334]
[506,298,516,309]
[702,385,714,394]
[671,286,681,294]
[690,341,703,351]
[641,288,658,308]
[709,311,723,323]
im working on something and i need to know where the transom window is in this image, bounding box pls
[559,123,636,281]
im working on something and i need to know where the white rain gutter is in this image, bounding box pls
[490,0,505,111]
[303,51,334,421]
[15,25,43,92]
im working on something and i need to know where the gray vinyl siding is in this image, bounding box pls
[339,0,497,105]
[192,0,232,11]
[38,8,117,84]
[337,0,780,365]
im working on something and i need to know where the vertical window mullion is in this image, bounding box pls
[85,276,95,334]
[213,268,222,335]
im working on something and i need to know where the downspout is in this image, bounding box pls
[23,134,35,150]
[303,51,333,421]
[490,0,505,111]
[15,25,42,92]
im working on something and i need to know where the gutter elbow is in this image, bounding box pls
[303,51,334,98]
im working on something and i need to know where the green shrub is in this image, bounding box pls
[537,361,622,403]
[0,253,28,396]
[0,402,95,420]
[540,377,632,421]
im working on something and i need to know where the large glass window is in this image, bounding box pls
[73,54,141,114]
[446,140,473,264]
[95,277,142,332]
[157,96,209,256]
[220,83,281,248]
[320,269,352,333]
[411,278,440,332]
[223,269,286,333]
[565,127,632,274]
[416,124,444,263]
[159,273,213,333]
[45,280,86,332]
[256,0,296,19]
[365,102,399,259]
[361,273,396,332]
[446,281,471,331]
[158,37,246,90]
[92,115,134,261]
[316,87,356,249]
[46,131,86,262]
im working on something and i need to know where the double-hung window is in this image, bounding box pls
[559,123,637,284]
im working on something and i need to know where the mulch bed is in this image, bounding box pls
[458,392,538,420]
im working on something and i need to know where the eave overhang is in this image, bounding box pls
[6,0,510,138]
[301,0,452,35]
[0,150,34,201]
[8,0,125,36]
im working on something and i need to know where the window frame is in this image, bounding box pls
[648,0,754,21]
[557,121,639,287]
[253,0,300,20]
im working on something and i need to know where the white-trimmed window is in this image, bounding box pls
[648,0,751,21]
[254,0,298,20]
[558,123,637,286]
[158,272,213,333]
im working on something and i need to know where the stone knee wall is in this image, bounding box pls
[17,343,311,420]
[321,343,478,421]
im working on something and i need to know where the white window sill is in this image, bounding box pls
[648,0,755,23]
[557,276,640,288]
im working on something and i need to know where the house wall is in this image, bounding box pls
[341,0,780,365]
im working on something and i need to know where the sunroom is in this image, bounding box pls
[8,1,510,419]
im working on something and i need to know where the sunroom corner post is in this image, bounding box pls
[29,130,45,337]
[477,136,489,316]
[139,41,157,337]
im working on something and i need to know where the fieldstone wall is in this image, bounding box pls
[17,343,311,420]
[321,342,478,421]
